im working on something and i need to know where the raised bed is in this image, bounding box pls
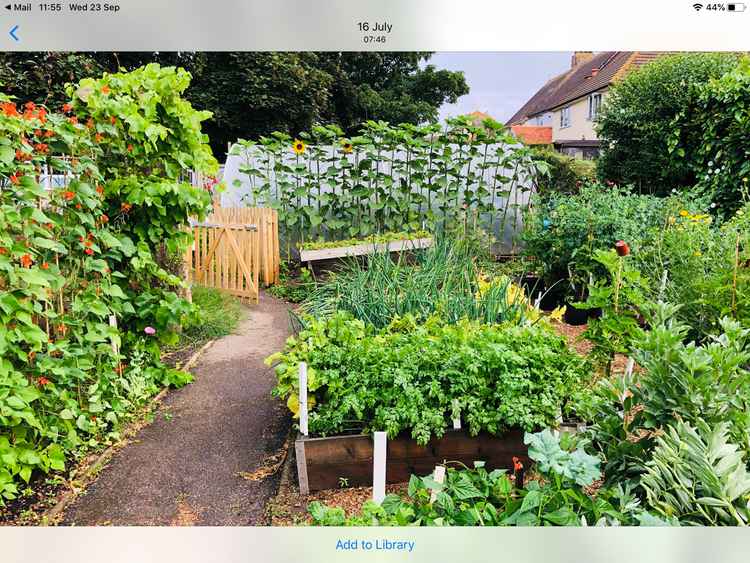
[298,237,432,263]
[294,429,529,494]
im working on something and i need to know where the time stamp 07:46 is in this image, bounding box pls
[357,21,393,43]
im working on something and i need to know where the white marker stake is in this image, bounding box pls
[452,399,461,430]
[372,431,387,504]
[430,465,446,503]
[108,315,119,356]
[298,362,308,436]
[624,357,635,379]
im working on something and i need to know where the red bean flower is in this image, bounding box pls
[38,377,51,386]
[615,240,630,257]
[20,254,33,268]
[512,456,524,472]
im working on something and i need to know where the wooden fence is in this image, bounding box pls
[184,207,280,303]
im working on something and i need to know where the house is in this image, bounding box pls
[506,52,661,159]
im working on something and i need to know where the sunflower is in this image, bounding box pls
[292,139,306,155]
[341,140,353,154]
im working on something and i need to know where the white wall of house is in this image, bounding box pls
[551,89,606,141]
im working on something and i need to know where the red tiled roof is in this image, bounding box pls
[511,125,552,145]
[506,52,663,125]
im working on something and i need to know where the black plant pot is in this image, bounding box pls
[564,305,590,326]
[539,285,566,312]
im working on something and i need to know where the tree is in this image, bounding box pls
[316,53,469,133]
[596,53,740,195]
[0,52,469,161]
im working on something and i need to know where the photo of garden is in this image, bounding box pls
[1,51,749,527]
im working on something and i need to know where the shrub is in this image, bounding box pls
[522,185,682,296]
[674,56,750,218]
[596,52,740,194]
[530,146,596,196]
[266,313,591,444]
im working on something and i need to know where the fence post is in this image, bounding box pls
[298,362,308,437]
[372,431,387,504]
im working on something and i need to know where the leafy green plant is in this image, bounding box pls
[267,262,316,304]
[0,64,216,502]
[299,238,548,329]
[522,185,685,298]
[267,313,591,443]
[307,430,661,527]
[641,420,750,526]
[588,303,750,486]
[635,206,749,341]
[576,249,648,373]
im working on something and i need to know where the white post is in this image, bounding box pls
[108,315,119,356]
[430,465,446,503]
[624,357,635,379]
[372,431,387,504]
[452,399,461,430]
[298,362,308,436]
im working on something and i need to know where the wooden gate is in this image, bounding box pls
[184,207,280,303]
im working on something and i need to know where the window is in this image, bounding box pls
[588,93,603,120]
[560,106,571,128]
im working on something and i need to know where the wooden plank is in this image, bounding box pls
[299,237,433,263]
[298,429,529,492]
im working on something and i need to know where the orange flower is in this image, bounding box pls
[62,103,73,113]
[86,118,94,129]
[41,262,50,270]
[84,240,92,247]
[84,248,94,255]
[24,101,36,111]
[38,377,50,386]
[62,190,75,201]
[69,116,78,125]
[96,185,104,195]
[512,456,524,472]
[34,143,49,154]
[75,203,82,209]
[94,133,104,143]
[101,85,110,94]
[100,214,109,223]
[20,254,33,268]
[121,202,132,212]
[0,248,6,254]
[44,129,54,138]
[1,102,18,116]
[110,116,116,125]
[126,144,133,152]
[9,172,21,185]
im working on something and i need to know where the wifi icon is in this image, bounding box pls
[693,2,704,9]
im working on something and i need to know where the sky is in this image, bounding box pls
[428,52,573,123]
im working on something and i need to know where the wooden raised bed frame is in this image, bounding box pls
[294,429,529,494]
[298,237,432,263]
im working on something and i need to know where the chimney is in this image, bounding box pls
[591,67,599,77]
[571,51,594,68]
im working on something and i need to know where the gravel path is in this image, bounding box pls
[62,292,292,526]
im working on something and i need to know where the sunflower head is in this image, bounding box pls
[341,140,353,154]
[292,139,306,155]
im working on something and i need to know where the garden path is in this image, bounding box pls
[62,292,292,526]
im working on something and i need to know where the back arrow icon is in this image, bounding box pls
[9,25,19,41]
